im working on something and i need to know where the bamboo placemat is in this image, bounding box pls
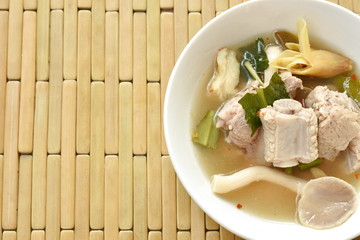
[0,0,360,239]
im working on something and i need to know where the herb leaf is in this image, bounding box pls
[240,38,269,81]
[344,74,360,107]
[238,73,289,135]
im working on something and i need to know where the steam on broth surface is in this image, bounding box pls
[191,19,360,227]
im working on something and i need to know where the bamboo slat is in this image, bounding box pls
[191,199,205,240]
[160,0,173,9]
[134,156,147,240]
[0,11,8,154]
[90,82,105,229]
[61,80,76,229]
[206,215,219,231]
[149,231,162,240]
[147,83,162,230]
[0,156,3,238]
[78,0,91,9]
[206,232,220,240]
[177,179,191,230]
[354,0,360,13]
[215,0,228,11]
[17,155,32,240]
[75,155,90,240]
[106,0,118,11]
[46,155,61,240]
[18,11,36,154]
[105,12,119,155]
[76,10,91,154]
[202,0,215,26]
[147,0,160,81]
[174,0,188,60]
[91,0,105,81]
[3,81,20,230]
[119,231,133,240]
[133,12,147,154]
[90,231,103,240]
[160,12,174,155]
[119,82,133,230]
[188,0,200,11]
[51,0,63,9]
[339,0,353,10]
[48,10,64,154]
[36,0,50,80]
[64,0,77,79]
[219,226,235,240]
[229,0,241,7]
[3,231,16,240]
[162,156,176,240]
[61,230,74,240]
[0,0,8,9]
[133,0,146,11]
[188,12,201,40]
[119,0,133,80]
[31,82,49,230]
[7,0,23,80]
[31,230,44,240]
[178,231,191,240]
[104,156,119,240]
[24,0,36,10]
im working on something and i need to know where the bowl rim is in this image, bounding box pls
[164,0,360,239]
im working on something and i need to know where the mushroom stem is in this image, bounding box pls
[211,166,306,194]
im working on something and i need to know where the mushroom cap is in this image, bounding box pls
[297,176,359,229]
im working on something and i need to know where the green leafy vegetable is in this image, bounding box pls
[240,38,269,81]
[284,167,293,175]
[192,110,219,149]
[239,73,289,135]
[298,158,322,171]
[343,74,360,107]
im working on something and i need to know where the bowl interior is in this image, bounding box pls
[164,0,360,239]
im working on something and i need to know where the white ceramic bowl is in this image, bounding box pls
[164,0,360,239]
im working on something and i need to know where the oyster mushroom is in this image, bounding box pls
[208,48,240,101]
[211,166,359,229]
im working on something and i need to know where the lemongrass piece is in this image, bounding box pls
[297,18,311,61]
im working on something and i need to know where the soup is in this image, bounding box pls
[191,19,360,228]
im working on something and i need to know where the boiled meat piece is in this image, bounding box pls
[305,86,360,160]
[259,99,318,167]
[345,135,360,173]
[216,92,259,149]
[279,72,303,98]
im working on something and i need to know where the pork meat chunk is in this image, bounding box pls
[279,72,303,98]
[216,93,259,149]
[345,135,360,173]
[260,99,318,168]
[305,86,360,160]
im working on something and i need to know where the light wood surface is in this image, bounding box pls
[3,81,20,230]
[0,12,8,154]
[18,11,36,154]
[0,1,358,240]
[48,10,63,154]
[31,82,49,229]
